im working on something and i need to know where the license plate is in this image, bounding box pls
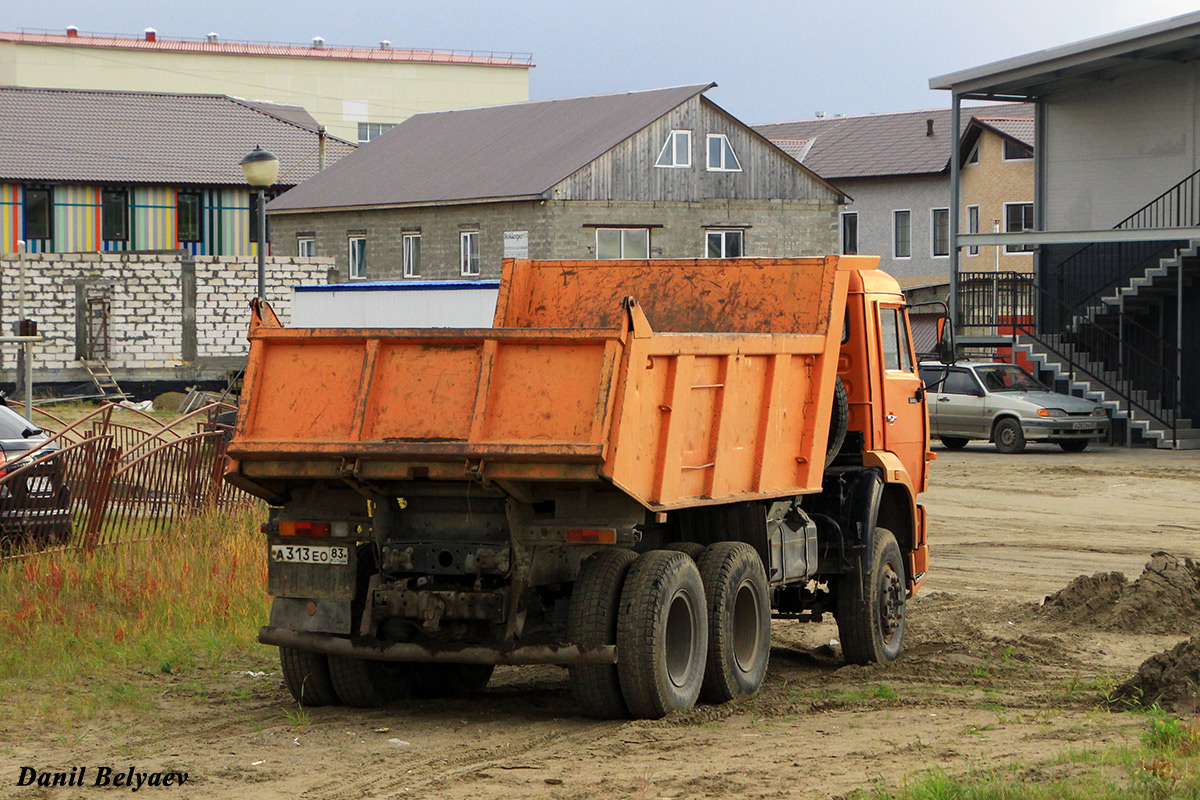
[270,544,349,565]
[27,476,53,495]
[1071,421,1095,430]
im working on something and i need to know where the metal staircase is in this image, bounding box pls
[1015,332,1200,449]
[957,167,1200,449]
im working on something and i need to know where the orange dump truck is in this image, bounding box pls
[227,256,938,719]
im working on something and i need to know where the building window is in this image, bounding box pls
[101,189,128,241]
[655,130,691,168]
[931,208,950,258]
[596,228,650,259]
[348,235,366,279]
[1004,202,1035,253]
[460,230,480,276]
[841,212,858,255]
[358,122,395,144]
[965,143,979,165]
[966,205,979,256]
[177,191,202,243]
[23,187,52,242]
[706,134,742,172]
[893,210,911,259]
[1003,139,1033,161]
[297,236,316,257]
[403,233,421,277]
[705,229,743,258]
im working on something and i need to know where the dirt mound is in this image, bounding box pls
[1114,636,1200,714]
[1041,552,1200,634]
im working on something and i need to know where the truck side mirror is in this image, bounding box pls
[936,316,955,365]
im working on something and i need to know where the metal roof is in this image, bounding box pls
[753,104,1032,179]
[269,84,715,212]
[929,11,1200,98]
[0,86,356,185]
[0,30,533,68]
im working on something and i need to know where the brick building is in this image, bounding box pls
[267,84,845,279]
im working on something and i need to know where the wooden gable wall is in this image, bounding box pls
[551,96,839,204]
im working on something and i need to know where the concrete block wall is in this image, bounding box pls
[0,252,333,381]
[269,198,839,281]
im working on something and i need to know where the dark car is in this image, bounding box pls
[0,405,71,547]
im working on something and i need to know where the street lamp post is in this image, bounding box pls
[239,146,280,300]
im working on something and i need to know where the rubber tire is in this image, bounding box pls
[328,655,415,708]
[696,542,771,704]
[993,418,1026,454]
[414,663,495,698]
[279,647,340,707]
[568,548,638,719]
[1058,439,1088,453]
[940,436,970,450]
[825,376,850,469]
[617,550,708,719]
[664,541,707,560]
[837,528,907,665]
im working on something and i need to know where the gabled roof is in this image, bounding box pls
[752,103,1033,180]
[0,30,533,68]
[269,84,715,212]
[974,117,1034,148]
[0,86,356,186]
[930,11,1200,98]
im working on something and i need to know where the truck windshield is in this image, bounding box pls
[975,364,1046,392]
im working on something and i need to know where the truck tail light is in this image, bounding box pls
[280,520,331,537]
[566,528,617,544]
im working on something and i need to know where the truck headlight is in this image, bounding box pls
[1037,408,1067,417]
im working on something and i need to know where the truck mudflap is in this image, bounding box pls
[257,627,617,666]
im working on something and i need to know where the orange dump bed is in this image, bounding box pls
[228,256,878,510]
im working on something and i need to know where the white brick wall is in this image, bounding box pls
[0,253,333,372]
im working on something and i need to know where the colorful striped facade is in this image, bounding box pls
[0,183,265,256]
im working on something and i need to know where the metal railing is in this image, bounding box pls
[0,402,256,556]
[957,271,1188,443]
[1045,165,1200,313]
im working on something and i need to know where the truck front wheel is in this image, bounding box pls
[836,528,906,665]
[279,647,340,707]
[328,655,415,708]
[617,550,707,719]
[697,542,770,703]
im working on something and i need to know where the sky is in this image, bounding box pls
[6,0,1200,124]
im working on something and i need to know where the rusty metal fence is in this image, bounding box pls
[0,402,257,556]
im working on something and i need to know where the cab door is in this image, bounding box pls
[876,304,927,490]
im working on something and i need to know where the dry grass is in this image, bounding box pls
[0,505,270,687]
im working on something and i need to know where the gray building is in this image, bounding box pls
[753,105,1032,287]
[267,84,844,279]
[932,10,1200,448]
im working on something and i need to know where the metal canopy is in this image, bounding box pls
[931,11,1200,99]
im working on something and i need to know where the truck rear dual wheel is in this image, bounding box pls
[617,551,708,719]
[696,543,771,703]
[837,528,906,665]
[279,646,340,707]
[328,655,415,708]
[568,548,639,719]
